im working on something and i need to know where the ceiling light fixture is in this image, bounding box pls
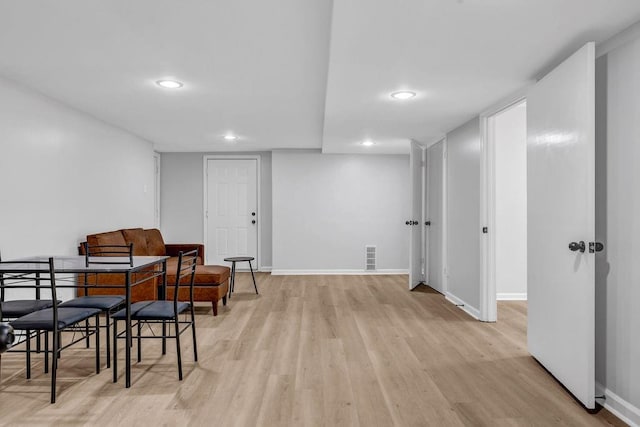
[390,90,416,100]
[156,79,183,89]
[361,140,374,146]
[223,134,238,141]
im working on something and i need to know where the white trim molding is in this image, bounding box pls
[445,292,480,320]
[270,269,408,276]
[496,293,527,301]
[596,383,640,427]
[596,20,640,58]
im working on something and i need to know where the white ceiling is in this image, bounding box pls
[1,1,640,154]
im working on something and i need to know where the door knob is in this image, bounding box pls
[413,220,419,225]
[589,242,604,253]
[425,221,431,226]
[405,221,410,225]
[568,241,586,253]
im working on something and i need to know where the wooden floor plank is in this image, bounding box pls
[0,274,626,426]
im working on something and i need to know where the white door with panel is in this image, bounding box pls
[409,140,424,290]
[205,159,258,266]
[426,141,444,293]
[527,42,595,409]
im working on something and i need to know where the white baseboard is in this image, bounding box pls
[270,269,408,276]
[444,292,480,320]
[596,382,640,427]
[497,292,527,301]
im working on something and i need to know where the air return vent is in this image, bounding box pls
[365,245,377,271]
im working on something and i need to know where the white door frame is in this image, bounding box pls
[442,138,449,295]
[203,155,262,269]
[421,147,427,282]
[409,140,426,289]
[479,90,529,322]
[153,152,161,228]
[425,138,447,294]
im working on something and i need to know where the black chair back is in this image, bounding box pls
[83,242,134,267]
[0,258,57,328]
[173,249,198,312]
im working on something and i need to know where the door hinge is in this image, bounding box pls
[482,227,488,234]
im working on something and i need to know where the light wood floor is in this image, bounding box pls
[0,274,625,426]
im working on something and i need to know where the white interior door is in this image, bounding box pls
[206,158,258,266]
[409,140,424,290]
[426,141,444,293]
[527,42,595,409]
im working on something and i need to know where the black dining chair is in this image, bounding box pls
[112,249,198,382]
[2,258,102,403]
[58,243,131,368]
[0,251,58,321]
[0,252,59,377]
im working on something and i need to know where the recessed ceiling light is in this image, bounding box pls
[361,140,374,146]
[224,134,238,141]
[390,90,416,100]
[156,79,183,89]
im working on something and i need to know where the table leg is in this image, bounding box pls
[125,271,131,388]
[249,260,258,294]
[229,262,235,299]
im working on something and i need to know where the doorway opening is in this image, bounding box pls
[481,99,528,322]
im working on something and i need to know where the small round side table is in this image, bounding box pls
[224,256,259,299]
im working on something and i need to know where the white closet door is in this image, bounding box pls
[527,42,595,409]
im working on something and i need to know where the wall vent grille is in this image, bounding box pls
[365,245,377,271]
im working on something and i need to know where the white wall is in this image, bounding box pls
[160,152,272,268]
[0,76,155,299]
[446,117,481,314]
[493,102,527,299]
[271,150,408,273]
[0,76,155,258]
[594,37,640,425]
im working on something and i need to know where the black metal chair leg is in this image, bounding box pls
[95,315,100,374]
[106,312,111,368]
[26,330,31,379]
[51,331,58,404]
[85,319,90,348]
[174,318,183,380]
[162,321,166,355]
[112,320,118,383]
[191,307,198,362]
[44,332,49,374]
[137,321,142,362]
[249,261,258,294]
